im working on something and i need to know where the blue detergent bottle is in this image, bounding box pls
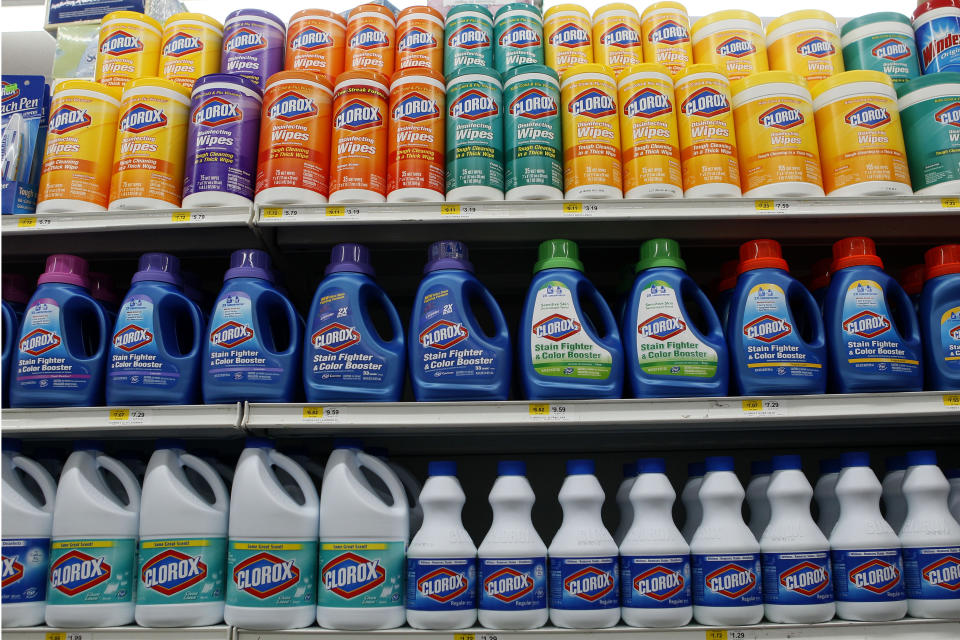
[920,244,960,391]
[713,259,739,327]
[824,237,923,393]
[807,257,832,310]
[624,239,728,398]
[106,253,205,406]
[727,239,826,396]
[900,264,925,314]
[304,243,405,402]
[2,300,16,407]
[10,254,109,408]
[519,239,623,400]
[203,249,303,404]
[409,240,511,401]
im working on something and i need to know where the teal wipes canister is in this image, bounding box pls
[494,3,545,74]
[446,66,504,201]
[503,64,563,200]
[897,72,960,195]
[840,12,921,85]
[444,4,494,74]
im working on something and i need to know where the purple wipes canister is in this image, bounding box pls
[182,74,262,208]
[221,9,286,91]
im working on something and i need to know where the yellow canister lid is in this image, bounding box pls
[592,3,640,21]
[691,10,762,34]
[676,63,726,82]
[545,4,591,21]
[730,71,807,96]
[561,63,615,85]
[163,12,224,32]
[766,10,838,36]
[101,11,162,31]
[122,77,192,99]
[55,80,123,101]
[641,1,689,18]
[616,63,673,82]
[809,70,894,100]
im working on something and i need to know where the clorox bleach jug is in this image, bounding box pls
[690,456,763,626]
[548,459,619,629]
[224,438,319,630]
[829,452,907,621]
[760,455,835,623]
[406,461,477,630]
[948,469,960,524]
[367,447,423,540]
[899,450,960,618]
[2,439,56,627]
[45,442,140,628]
[882,456,908,533]
[614,462,639,545]
[318,445,408,630]
[815,458,841,537]
[620,457,693,628]
[478,461,548,630]
[746,460,771,541]
[681,461,705,542]
[136,440,229,627]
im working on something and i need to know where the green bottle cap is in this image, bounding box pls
[635,238,686,273]
[534,239,583,273]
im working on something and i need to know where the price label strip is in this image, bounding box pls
[15,215,53,229]
[529,403,572,421]
[301,405,341,423]
[46,632,90,640]
[945,394,960,410]
[261,207,303,221]
[942,197,959,209]
[706,631,754,640]
[755,200,790,212]
[562,202,600,216]
[171,211,207,224]
[741,398,788,417]
[107,408,149,425]
[325,206,362,218]
[454,634,508,640]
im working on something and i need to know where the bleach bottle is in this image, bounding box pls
[107,253,204,406]
[136,440,229,627]
[829,452,907,622]
[45,442,141,628]
[825,237,923,393]
[613,461,638,545]
[369,447,423,540]
[548,459,619,629]
[304,244,405,402]
[727,239,826,396]
[921,244,960,390]
[681,461,705,542]
[690,456,763,626]
[625,239,728,398]
[620,457,693,628]
[882,456,908,533]
[815,459,842,537]
[2,439,56,627]
[520,239,623,399]
[225,438,318,630]
[406,461,477,630]
[478,461,548,630]
[203,249,303,404]
[409,241,511,401]
[746,460,771,541]
[11,255,109,408]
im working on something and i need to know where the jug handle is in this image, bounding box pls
[182,294,206,360]
[468,279,509,338]
[268,449,319,509]
[12,454,57,513]
[584,281,618,339]
[355,451,408,515]
[688,283,726,341]
[97,453,141,515]
[888,283,921,341]
[792,282,826,349]
[180,453,230,512]
[369,284,405,346]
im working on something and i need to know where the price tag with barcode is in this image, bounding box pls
[107,408,149,425]
[741,398,787,417]
[529,403,571,421]
[301,405,341,423]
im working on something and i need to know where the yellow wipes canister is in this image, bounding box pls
[811,70,912,197]
[109,78,192,210]
[160,13,224,90]
[544,4,594,75]
[766,10,844,88]
[616,64,682,198]
[95,11,162,89]
[640,1,693,79]
[691,10,768,81]
[591,3,644,75]
[37,81,122,212]
[730,71,824,198]
[674,64,741,197]
[560,64,623,199]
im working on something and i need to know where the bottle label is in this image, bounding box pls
[831,548,906,602]
[839,280,920,376]
[902,546,960,600]
[914,16,960,74]
[406,557,476,611]
[226,540,317,608]
[503,76,563,193]
[549,555,619,610]
[137,537,226,605]
[307,287,388,386]
[761,551,833,604]
[318,541,405,608]
[842,33,919,84]
[445,17,493,69]
[15,298,91,392]
[900,95,960,192]
[445,78,504,193]
[620,554,691,609]
[109,294,181,389]
[740,283,823,379]
[635,281,718,378]
[692,553,762,607]
[530,281,612,379]
[208,291,282,385]
[939,306,960,371]
[479,556,547,611]
[494,14,544,72]
[414,284,500,381]
[46,538,136,605]
[2,537,49,604]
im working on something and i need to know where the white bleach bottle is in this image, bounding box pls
[690,456,763,626]
[760,455,835,623]
[406,461,477,630]
[318,445,408,630]
[949,469,960,524]
[136,439,229,627]
[224,438,319,631]
[620,457,692,628]
[613,461,638,545]
[815,458,841,537]
[882,456,908,533]
[478,460,548,630]
[2,439,56,627]
[45,441,141,628]
[746,460,771,541]
[681,461,705,542]
[369,447,424,540]
[829,451,907,622]
[548,459,620,629]
[899,450,960,619]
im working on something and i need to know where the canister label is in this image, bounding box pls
[47,539,136,605]
[561,75,622,193]
[692,553,762,607]
[227,540,317,608]
[504,76,563,193]
[693,30,767,81]
[446,78,503,193]
[899,94,960,192]
[444,15,493,70]
[761,551,833,605]
[593,16,643,73]
[330,81,388,197]
[345,16,394,75]
[768,30,843,86]
[494,13,544,73]
[161,21,223,90]
[318,541,404,608]
[675,77,739,191]
[138,537,226,605]
[397,17,443,71]
[96,19,162,88]
[621,555,691,609]
[286,16,346,82]
[831,548,905,603]
[902,546,960,599]
[641,10,693,78]
[619,75,682,193]
[222,18,285,90]
[549,556,619,610]
[529,281,612,380]
[842,33,920,84]
[544,14,593,73]
[388,80,445,195]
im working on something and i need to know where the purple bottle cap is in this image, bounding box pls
[37,254,89,289]
[132,253,183,287]
[326,243,375,276]
[425,240,473,273]
[88,272,120,306]
[2,273,32,305]
[224,249,274,282]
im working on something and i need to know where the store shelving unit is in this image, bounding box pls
[3,626,232,640]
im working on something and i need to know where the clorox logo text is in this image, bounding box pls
[312,323,361,352]
[648,20,689,45]
[639,314,687,340]
[210,321,254,348]
[780,562,830,596]
[797,36,835,58]
[935,103,960,128]
[234,553,300,598]
[2,81,20,103]
[450,89,498,120]
[532,314,582,341]
[843,311,891,338]
[225,27,266,53]
[142,550,207,595]
[100,30,143,56]
[269,92,317,121]
[50,551,111,596]
[716,36,755,58]
[564,566,614,601]
[193,97,242,127]
[448,24,490,49]
[680,88,729,118]
[322,552,385,598]
[922,556,960,590]
[335,99,383,130]
[393,93,441,122]
[350,26,389,50]
[706,563,756,598]
[849,558,900,593]
[568,89,616,118]
[550,23,590,48]
[633,566,684,600]
[871,38,910,61]
[113,324,153,352]
[625,89,671,118]
[600,23,641,48]
[120,104,167,133]
[163,32,203,57]
[743,315,793,343]
[499,24,541,49]
[2,555,24,587]
[20,328,61,356]
[759,104,804,130]
[845,104,891,129]
[398,27,437,52]
[291,27,333,51]
[49,105,92,135]
[419,320,469,349]
[484,567,534,602]
[510,88,558,118]
[417,568,469,602]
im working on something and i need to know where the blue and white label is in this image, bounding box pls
[692,553,762,607]
[479,557,546,611]
[207,291,281,385]
[938,306,960,371]
[740,283,824,381]
[831,548,905,602]
[16,298,91,392]
[2,537,49,604]
[840,280,920,377]
[308,287,386,386]
[415,285,498,381]
[916,14,960,74]
[903,546,960,600]
[620,555,691,609]
[762,551,833,604]
[406,557,476,611]
[549,556,618,610]
[109,295,179,389]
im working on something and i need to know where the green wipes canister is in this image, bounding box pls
[897,72,960,195]
[840,12,921,85]
[494,3,545,74]
[503,64,563,200]
[446,66,504,201]
[444,4,494,75]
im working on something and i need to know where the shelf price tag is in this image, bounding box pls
[706,631,728,640]
[441,203,461,215]
[17,215,36,227]
[529,403,571,421]
[301,405,341,423]
[107,408,148,425]
[45,633,89,640]
[741,398,787,417]
[562,202,600,216]
[171,211,206,223]
[944,394,960,410]
[755,200,789,212]
[325,206,361,218]
[262,207,283,219]
[942,197,959,209]
[454,634,505,640]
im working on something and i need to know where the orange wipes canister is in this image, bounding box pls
[690,10,768,81]
[109,78,192,210]
[285,10,347,83]
[396,6,444,72]
[95,11,162,89]
[255,71,334,206]
[640,1,693,79]
[544,4,594,75]
[345,4,397,76]
[617,64,682,198]
[560,64,623,199]
[592,3,644,75]
[160,13,224,90]
[387,67,445,202]
[329,70,390,203]
[766,10,844,88]
[37,81,122,213]
[674,64,741,197]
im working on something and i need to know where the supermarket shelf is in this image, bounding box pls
[3,626,231,640]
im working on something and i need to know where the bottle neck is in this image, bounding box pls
[767,470,814,520]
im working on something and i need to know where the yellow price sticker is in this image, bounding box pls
[171,211,191,223]
[262,207,284,219]
[17,216,37,228]
[326,206,345,217]
[563,202,583,214]
[529,403,549,417]
[303,406,323,419]
[755,199,775,212]
[441,203,461,215]
[453,635,475,640]
[46,634,66,640]
[944,394,960,407]
[942,198,959,209]
[742,399,762,412]
[109,408,130,421]
[705,631,728,640]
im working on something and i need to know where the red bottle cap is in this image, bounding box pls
[716,259,739,293]
[808,257,832,291]
[925,244,960,280]
[914,0,960,22]
[831,237,883,272]
[738,239,788,274]
[900,264,926,295]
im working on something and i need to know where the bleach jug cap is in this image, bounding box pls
[326,243,375,276]
[498,460,526,476]
[738,239,788,274]
[2,273,32,305]
[333,437,363,450]
[924,244,960,280]
[906,450,938,467]
[831,237,883,271]
[841,451,870,468]
[74,439,103,452]
[566,459,595,475]
[688,461,705,477]
[772,455,802,471]
[429,461,457,476]
[900,264,926,295]
[225,249,274,282]
[3,438,22,453]
[534,238,584,273]
[132,253,182,286]
[705,456,735,472]
[245,436,273,449]
[886,455,906,472]
[155,438,186,450]
[425,240,474,273]
[37,254,89,288]
[623,461,638,477]
[639,457,666,474]
[751,459,772,475]
[820,458,841,474]
[635,238,686,273]
[809,258,832,291]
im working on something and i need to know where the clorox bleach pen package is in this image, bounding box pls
[2,76,50,215]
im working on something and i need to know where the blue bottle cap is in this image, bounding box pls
[819,458,841,474]
[224,249,274,282]
[947,468,960,479]
[3,438,22,453]
[639,457,666,474]
[326,243,375,277]
[567,459,594,475]
[906,450,937,467]
[74,439,103,452]
[886,455,907,472]
[131,252,182,286]
[772,455,803,471]
[429,461,457,476]
[155,438,186,450]
[622,462,638,477]
[425,240,474,273]
[333,438,363,450]
[705,456,735,472]
[498,460,526,476]
[841,451,871,468]
[751,460,772,476]
[688,461,705,477]
[245,436,273,449]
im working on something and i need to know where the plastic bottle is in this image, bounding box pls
[840,13,921,85]
[406,461,477,630]
[913,0,960,74]
[502,64,563,201]
[883,456,908,533]
[396,6,444,72]
[640,1,694,79]
[327,69,389,204]
[620,457,693,628]
[478,461,548,630]
[387,66,446,202]
[445,66,504,201]
[808,257,832,310]
[95,11,162,89]
[285,9,346,82]
[681,461,705,543]
[948,469,960,525]
[543,4,593,74]
[613,461,638,545]
[494,3,544,74]
[814,458,841,537]
[344,3,396,76]
[921,244,960,390]
[221,9,285,91]
[444,4,494,72]
[159,13,224,90]
[746,460,771,541]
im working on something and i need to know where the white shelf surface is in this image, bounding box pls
[2,626,231,640]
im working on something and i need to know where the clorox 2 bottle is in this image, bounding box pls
[920,245,960,390]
